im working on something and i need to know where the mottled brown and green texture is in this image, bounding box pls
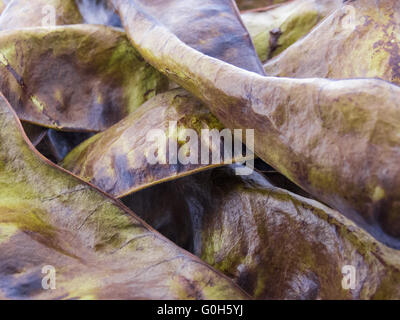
[124,166,400,300]
[236,0,288,11]
[62,89,251,198]
[112,0,400,241]
[0,0,84,30]
[264,0,400,85]
[199,168,400,299]
[115,0,265,74]
[0,24,168,131]
[0,93,248,300]
[241,0,341,62]
[59,0,261,195]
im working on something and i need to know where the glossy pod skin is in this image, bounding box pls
[62,0,267,196]
[242,0,342,62]
[111,0,400,243]
[0,92,248,300]
[62,88,250,198]
[124,166,400,299]
[264,0,400,86]
[122,0,265,74]
[0,25,168,131]
[59,0,265,196]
